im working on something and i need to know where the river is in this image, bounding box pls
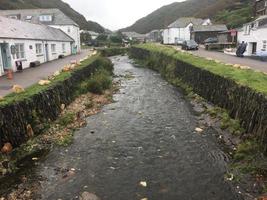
[35,55,241,200]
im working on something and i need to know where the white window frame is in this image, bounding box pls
[39,15,52,22]
[51,44,56,53]
[35,43,43,55]
[15,43,25,59]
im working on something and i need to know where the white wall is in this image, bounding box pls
[0,38,72,75]
[238,27,267,56]
[50,25,81,53]
[163,24,192,44]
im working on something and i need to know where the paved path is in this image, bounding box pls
[0,49,91,96]
[192,47,267,73]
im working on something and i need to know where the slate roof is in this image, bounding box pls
[0,16,74,42]
[0,9,78,27]
[168,17,205,28]
[192,25,228,32]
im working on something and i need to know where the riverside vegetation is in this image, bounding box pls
[0,53,115,180]
[129,43,267,197]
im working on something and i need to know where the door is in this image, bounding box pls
[45,44,49,62]
[0,43,11,70]
[252,42,257,54]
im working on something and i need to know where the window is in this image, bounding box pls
[62,43,66,52]
[39,15,52,22]
[15,44,25,59]
[67,27,71,33]
[26,16,32,21]
[51,44,56,53]
[9,15,18,20]
[36,44,43,54]
[244,25,251,35]
[263,40,267,51]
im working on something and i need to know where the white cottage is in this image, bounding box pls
[0,16,74,76]
[163,17,211,45]
[238,15,267,56]
[0,9,81,53]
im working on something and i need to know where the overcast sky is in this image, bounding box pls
[62,0,184,30]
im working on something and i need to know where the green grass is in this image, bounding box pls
[57,112,75,126]
[135,44,267,95]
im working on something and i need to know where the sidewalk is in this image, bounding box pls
[0,49,91,96]
[192,47,267,73]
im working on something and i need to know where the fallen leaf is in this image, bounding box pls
[38,80,51,86]
[1,143,13,154]
[139,181,147,187]
[12,85,24,93]
[195,127,203,133]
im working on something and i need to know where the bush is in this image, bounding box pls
[81,69,112,94]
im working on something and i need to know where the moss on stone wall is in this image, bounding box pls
[0,55,113,148]
[129,44,267,153]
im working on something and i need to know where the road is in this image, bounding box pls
[29,55,241,200]
[192,47,267,73]
[0,49,91,97]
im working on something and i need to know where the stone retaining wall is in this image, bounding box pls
[130,47,267,152]
[0,56,113,148]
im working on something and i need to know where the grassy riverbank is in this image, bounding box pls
[136,43,267,95]
[0,52,113,177]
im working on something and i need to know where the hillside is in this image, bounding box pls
[0,0,106,33]
[121,0,253,34]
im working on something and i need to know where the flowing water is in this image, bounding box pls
[34,56,242,199]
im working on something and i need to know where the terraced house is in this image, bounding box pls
[0,16,74,76]
[0,9,81,54]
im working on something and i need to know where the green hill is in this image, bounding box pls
[121,0,253,34]
[0,0,106,33]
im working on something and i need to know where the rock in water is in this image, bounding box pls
[79,192,100,200]
[1,143,13,154]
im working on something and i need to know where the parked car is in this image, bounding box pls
[175,38,185,45]
[182,40,199,50]
[204,37,218,44]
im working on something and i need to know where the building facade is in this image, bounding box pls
[255,0,267,16]
[146,30,163,43]
[0,16,73,76]
[163,18,211,44]
[191,25,228,43]
[238,15,267,56]
[0,9,81,53]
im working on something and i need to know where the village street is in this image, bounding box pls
[192,47,267,73]
[20,56,242,200]
[0,49,91,97]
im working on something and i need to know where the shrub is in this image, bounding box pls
[82,69,112,94]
